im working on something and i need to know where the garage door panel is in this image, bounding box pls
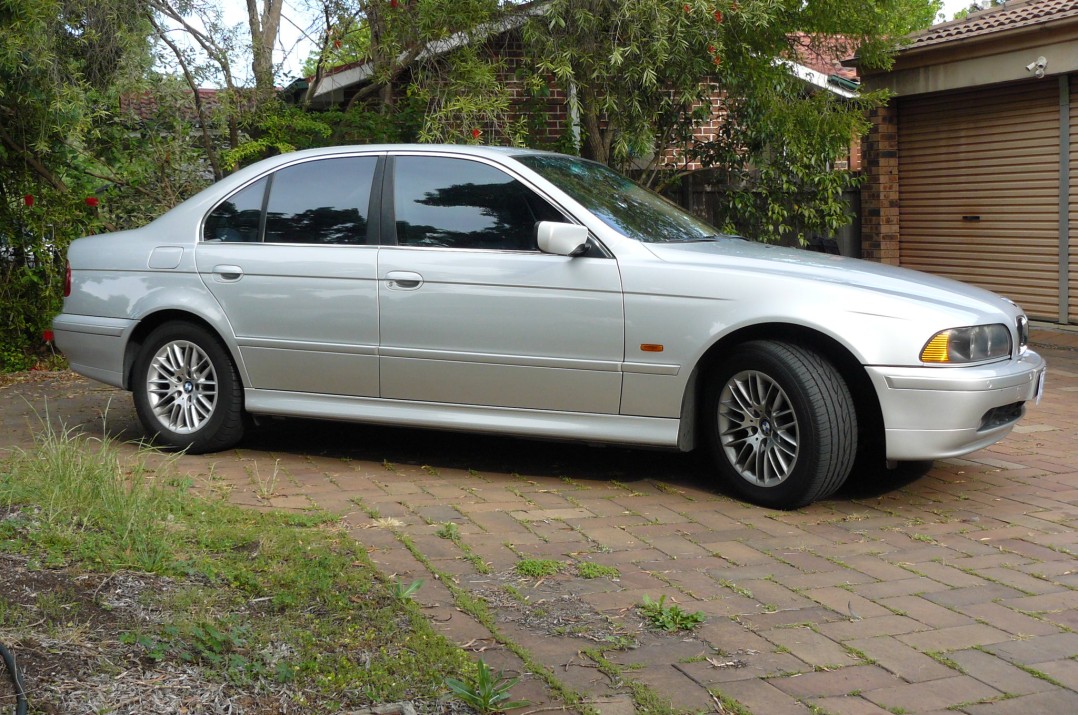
[899,81,1060,321]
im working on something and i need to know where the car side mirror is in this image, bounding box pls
[536,221,588,257]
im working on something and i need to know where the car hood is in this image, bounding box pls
[644,239,1018,316]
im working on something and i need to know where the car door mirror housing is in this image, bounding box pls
[536,221,588,256]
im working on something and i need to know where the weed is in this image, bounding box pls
[436,522,460,540]
[576,561,620,579]
[251,458,281,499]
[421,464,438,476]
[515,558,562,578]
[390,577,424,601]
[638,595,706,632]
[1014,663,1065,687]
[925,651,962,672]
[445,659,529,714]
[718,579,754,599]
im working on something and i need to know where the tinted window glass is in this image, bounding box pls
[516,155,722,243]
[203,177,267,243]
[393,156,562,250]
[264,157,376,245]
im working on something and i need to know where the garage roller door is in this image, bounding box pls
[898,81,1060,320]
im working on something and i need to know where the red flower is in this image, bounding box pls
[85,196,99,207]
[390,0,398,7]
[714,10,723,23]
[471,128,481,139]
[42,330,54,343]
[683,3,691,12]
[708,44,717,54]
[23,194,34,207]
[713,55,722,66]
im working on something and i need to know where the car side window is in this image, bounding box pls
[203,177,267,243]
[393,156,563,250]
[264,157,377,245]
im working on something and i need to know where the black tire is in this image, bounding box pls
[132,322,245,453]
[703,341,856,509]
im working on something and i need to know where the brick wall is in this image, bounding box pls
[861,103,899,264]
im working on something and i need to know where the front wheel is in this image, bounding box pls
[704,341,856,509]
[132,322,245,453]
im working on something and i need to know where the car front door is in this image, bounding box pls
[195,154,382,397]
[378,154,625,413]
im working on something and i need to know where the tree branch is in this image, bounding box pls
[148,14,224,181]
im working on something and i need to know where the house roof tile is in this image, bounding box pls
[908,0,1078,51]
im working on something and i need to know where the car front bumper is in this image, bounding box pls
[866,350,1046,461]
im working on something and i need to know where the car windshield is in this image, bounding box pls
[515,154,723,243]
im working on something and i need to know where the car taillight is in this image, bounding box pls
[64,261,72,297]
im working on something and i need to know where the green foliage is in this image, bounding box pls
[952,1,1003,22]
[638,595,706,632]
[514,558,563,578]
[436,521,461,539]
[0,0,156,370]
[527,0,940,242]
[223,103,334,170]
[445,659,530,714]
[0,423,186,570]
[390,577,424,601]
[575,561,620,579]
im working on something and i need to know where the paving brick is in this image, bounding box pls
[769,665,899,698]
[712,678,811,715]
[804,587,893,620]
[803,695,894,715]
[960,688,1078,715]
[680,650,812,683]
[957,601,1064,637]
[738,606,844,630]
[1000,590,1078,614]
[1036,658,1078,690]
[511,507,593,521]
[855,576,954,599]
[906,560,995,588]
[862,674,1002,712]
[634,534,713,559]
[846,635,957,682]
[876,594,975,628]
[983,632,1078,665]
[700,540,775,565]
[762,626,861,668]
[923,583,1027,608]
[897,623,1014,652]
[782,569,877,590]
[950,648,1059,695]
[817,615,931,642]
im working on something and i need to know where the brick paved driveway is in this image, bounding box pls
[2,329,1077,715]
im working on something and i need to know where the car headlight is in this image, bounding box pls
[920,324,1012,364]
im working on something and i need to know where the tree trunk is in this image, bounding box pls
[246,0,284,106]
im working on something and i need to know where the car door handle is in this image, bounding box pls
[384,271,423,290]
[212,265,244,282]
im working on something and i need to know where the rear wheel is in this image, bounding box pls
[133,322,245,453]
[704,341,856,509]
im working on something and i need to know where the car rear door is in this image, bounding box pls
[195,154,383,397]
[377,153,625,413]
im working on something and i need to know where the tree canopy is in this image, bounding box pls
[1,0,942,369]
